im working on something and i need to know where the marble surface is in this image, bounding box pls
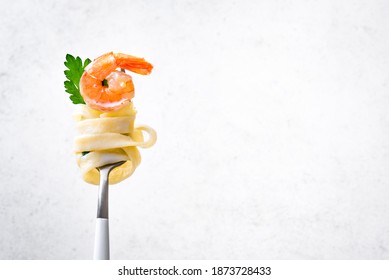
[0,0,388,259]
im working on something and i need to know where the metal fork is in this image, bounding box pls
[93,67,127,260]
[93,161,126,260]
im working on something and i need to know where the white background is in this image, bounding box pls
[0,0,388,259]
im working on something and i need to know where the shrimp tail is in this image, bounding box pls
[114,53,153,75]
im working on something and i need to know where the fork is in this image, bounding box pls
[93,161,126,260]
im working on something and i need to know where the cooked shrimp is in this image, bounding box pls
[80,52,153,112]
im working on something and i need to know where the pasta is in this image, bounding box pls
[73,102,157,185]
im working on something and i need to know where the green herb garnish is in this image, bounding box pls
[81,151,90,156]
[64,54,92,104]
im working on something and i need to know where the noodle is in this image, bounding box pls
[73,102,156,185]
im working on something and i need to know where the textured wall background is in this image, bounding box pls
[0,0,388,259]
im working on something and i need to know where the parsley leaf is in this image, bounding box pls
[64,54,92,104]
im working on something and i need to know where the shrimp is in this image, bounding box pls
[80,52,153,112]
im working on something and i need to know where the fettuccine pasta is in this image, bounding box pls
[73,102,156,185]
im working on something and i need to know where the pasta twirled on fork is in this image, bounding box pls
[73,102,156,185]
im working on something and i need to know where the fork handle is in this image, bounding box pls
[93,218,110,260]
